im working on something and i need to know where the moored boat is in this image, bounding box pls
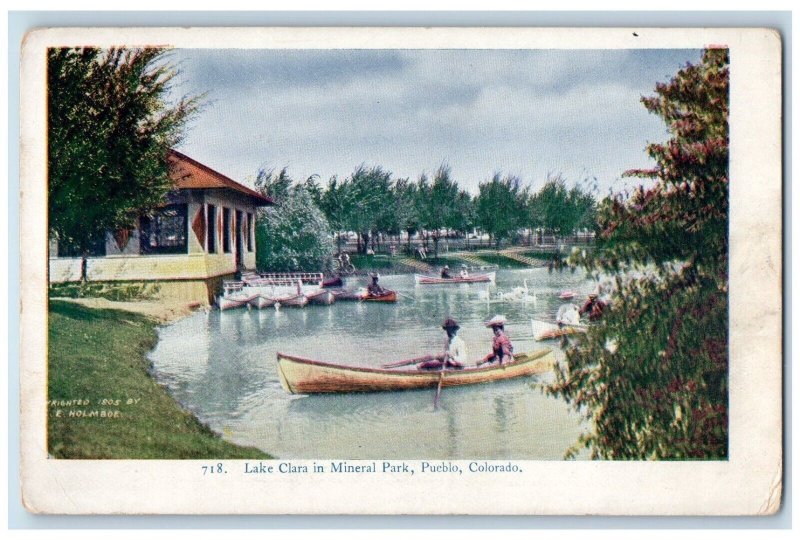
[306,289,336,305]
[331,289,366,301]
[218,293,254,311]
[248,294,276,309]
[275,348,554,394]
[273,293,309,308]
[414,271,496,285]
[321,276,344,288]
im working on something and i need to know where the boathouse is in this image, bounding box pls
[48,150,274,304]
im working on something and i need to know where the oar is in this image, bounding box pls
[433,369,445,410]
[381,354,433,369]
[394,291,415,301]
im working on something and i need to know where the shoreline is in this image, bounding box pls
[48,296,205,324]
[47,299,271,459]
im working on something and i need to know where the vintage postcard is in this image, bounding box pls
[19,27,782,515]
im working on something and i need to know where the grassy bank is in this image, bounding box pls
[48,300,271,459]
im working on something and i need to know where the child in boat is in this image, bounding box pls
[477,315,514,366]
[440,265,452,279]
[418,318,466,370]
[459,265,469,279]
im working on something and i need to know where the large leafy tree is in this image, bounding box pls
[475,173,527,249]
[548,49,729,459]
[419,164,460,258]
[255,183,334,272]
[48,47,198,279]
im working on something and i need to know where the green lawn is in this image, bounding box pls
[48,300,271,459]
[349,253,394,270]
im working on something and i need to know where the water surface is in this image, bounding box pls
[149,268,593,459]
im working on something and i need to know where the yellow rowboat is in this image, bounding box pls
[275,348,554,394]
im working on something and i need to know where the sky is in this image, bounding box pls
[167,48,703,196]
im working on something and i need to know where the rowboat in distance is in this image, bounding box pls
[276,348,554,394]
[415,271,496,285]
[331,289,398,302]
[361,290,397,303]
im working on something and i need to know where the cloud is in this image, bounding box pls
[169,48,702,195]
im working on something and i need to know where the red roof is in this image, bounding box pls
[168,150,273,206]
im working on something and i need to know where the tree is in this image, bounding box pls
[318,175,351,254]
[453,189,476,246]
[48,47,199,281]
[393,178,421,253]
[255,185,334,272]
[474,173,527,249]
[254,166,293,204]
[548,49,729,459]
[419,164,459,258]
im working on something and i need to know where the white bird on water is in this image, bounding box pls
[510,280,537,304]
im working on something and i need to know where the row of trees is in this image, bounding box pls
[256,162,598,259]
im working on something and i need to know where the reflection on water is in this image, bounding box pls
[149,268,592,459]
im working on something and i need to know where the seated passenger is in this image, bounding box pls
[477,315,514,366]
[418,318,467,370]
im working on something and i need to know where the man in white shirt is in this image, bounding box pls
[418,318,467,370]
[556,303,580,326]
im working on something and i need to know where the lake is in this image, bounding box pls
[148,267,594,459]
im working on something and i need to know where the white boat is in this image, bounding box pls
[306,289,336,305]
[414,271,496,285]
[248,295,277,309]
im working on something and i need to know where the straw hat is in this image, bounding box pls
[484,315,506,328]
[559,291,576,300]
[441,318,460,331]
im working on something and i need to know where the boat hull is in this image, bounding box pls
[321,276,343,288]
[361,291,397,303]
[415,272,496,285]
[331,289,366,301]
[276,348,554,394]
[306,290,336,305]
[274,294,309,308]
[218,295,254,310]
[534,326,586,341]
[249,295,276,309]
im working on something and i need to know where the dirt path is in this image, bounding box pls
[49,297,204,324]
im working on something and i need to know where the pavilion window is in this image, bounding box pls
[247,212,254,252]
[222,207,231,253]
[207,204,217,253]
[139,204,188,255]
